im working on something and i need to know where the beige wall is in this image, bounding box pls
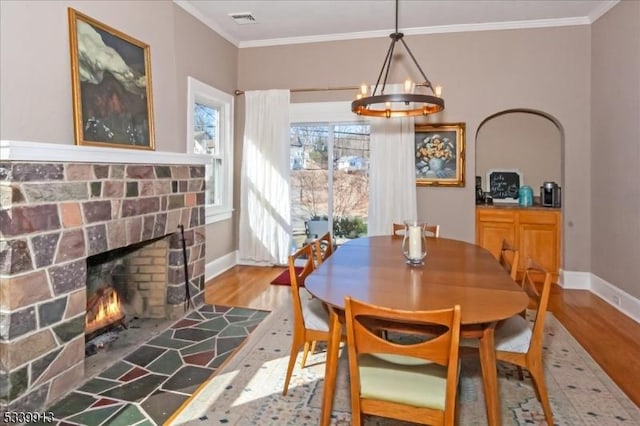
[4,1,637,300]
[591,1,640,299]
[172,5,238,260]
[476,112,562,193]
[0,0,178,150]
[238,25,592,272]
[0,1,239,264]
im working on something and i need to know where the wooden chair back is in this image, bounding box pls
[499,239,520,281]
[313,231,334,266]
[345,297,461,425]
[519,258,552,358]
[392,223,440,238]
[493,258,554,424]
[284,243,343,395]
[288,244,315,329]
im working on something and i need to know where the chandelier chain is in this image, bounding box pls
[399,38,433,90]
[351,0,445,118]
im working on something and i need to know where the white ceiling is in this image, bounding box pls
[174,0,618,48]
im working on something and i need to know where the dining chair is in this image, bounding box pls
[344,297,461,425]
[392,223,441,238]
[499,239,519,281]
[283,243,344,395]
[462,258,554,425]
[313,231,334,266]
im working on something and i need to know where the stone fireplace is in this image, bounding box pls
[85,235,172,339]
[0,141,207,412]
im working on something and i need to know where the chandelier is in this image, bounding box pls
[351,0,444,118]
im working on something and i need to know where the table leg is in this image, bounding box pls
[320,308,341,426]
[479,322,500,426]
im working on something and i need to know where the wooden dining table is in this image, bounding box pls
[304,235,529,426]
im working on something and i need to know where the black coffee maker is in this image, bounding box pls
[475,176,486,204]
[540,182,561,207]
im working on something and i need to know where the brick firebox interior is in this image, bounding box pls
[0,160,206,412]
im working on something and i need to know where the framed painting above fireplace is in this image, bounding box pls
[68,8,156,150]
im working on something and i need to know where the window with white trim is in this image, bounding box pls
[187,77,234,223]
[289,102,370,248]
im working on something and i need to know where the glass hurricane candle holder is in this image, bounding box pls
[402,220,428,266]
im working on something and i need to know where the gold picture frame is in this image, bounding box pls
[68,8,155,150]
[414,122,465,187]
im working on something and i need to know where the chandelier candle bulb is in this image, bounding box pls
[360,84,368,95]
[404,78,413,93]
[435,85,443,97]
[350,0,445,118]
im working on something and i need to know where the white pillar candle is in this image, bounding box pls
[408,225,422,259]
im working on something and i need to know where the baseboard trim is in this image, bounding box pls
[561,270,640,324]
[559,270,591,290]
[590,274,640,324]
[205,251,238,282]
[235,252,284,267]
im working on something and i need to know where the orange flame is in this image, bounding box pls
[86,290,123,333]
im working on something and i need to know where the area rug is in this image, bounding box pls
[168,304,640,426]
[270,267,302,286]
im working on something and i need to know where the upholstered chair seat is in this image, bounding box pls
[283,243,346,395]
[344,297,461,425]
[461,259,554,425]
[462,314,532,353]
[299,288,330,332]
[359,355,448,410]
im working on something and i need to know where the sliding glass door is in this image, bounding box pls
[290,123,370,247]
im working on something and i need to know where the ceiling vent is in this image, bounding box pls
[229,12,257,25]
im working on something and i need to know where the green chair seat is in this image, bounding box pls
[358,353,448,410]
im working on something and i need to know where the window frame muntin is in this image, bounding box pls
[187,76,234,223]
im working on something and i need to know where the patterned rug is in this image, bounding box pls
[169,304,640,426]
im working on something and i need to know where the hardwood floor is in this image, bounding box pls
[204,265,640,407]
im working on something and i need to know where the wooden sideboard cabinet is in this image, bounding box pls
[476,205,561,281]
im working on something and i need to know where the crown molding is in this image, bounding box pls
[175,0,615,49]
[588,0,620,23]
[239,16,592,48]
[173,0,240,47]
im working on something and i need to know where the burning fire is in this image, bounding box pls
[86,289,124,334]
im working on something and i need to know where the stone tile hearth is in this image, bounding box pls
[0,160,206,413]
[48,305,269,425]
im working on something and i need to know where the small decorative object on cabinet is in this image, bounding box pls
[540,182,562,207]
[518,186,533,207]
[476,206,561,281]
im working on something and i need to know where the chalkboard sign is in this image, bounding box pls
[486,169,522,203]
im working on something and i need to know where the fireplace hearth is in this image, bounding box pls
[1,155,207,413]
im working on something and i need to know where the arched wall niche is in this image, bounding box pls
[475,109,564,197]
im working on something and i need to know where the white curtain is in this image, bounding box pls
[367,114,417,236]
[238,90,291,265]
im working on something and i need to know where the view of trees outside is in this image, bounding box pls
[193,103,219,205]
[290,124,370,246]
[193,103,217,155]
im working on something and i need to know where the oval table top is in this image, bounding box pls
[305,235,529,325]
